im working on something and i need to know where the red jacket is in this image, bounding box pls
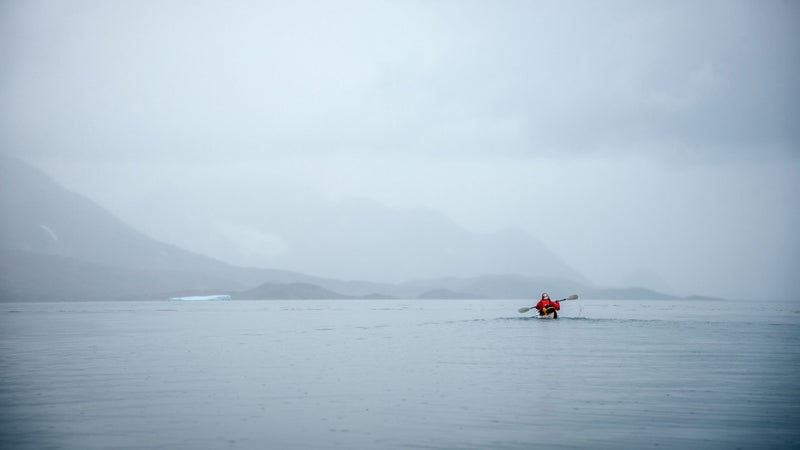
[535,296,560,311]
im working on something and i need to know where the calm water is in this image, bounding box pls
[1,299,798,449]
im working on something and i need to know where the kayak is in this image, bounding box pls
[518,295,577,318]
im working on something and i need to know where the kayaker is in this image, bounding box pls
[535,292,561,318]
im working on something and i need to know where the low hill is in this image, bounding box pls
[0,249,242,301]
[399,274,678,300]
[237,282,347,300]
[416,288,484,299]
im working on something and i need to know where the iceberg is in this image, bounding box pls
[169,295,232,301]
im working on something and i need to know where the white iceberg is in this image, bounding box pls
[169,295,232,301]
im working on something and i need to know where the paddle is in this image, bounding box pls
[518,294,578,313]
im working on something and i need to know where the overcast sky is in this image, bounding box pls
[1,0,798,300]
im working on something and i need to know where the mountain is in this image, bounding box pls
[0,155,328,300]
[0,155,419,301]
[114,181,589,284]
[0,155,243,280]
[0,155,680,301]
[2,155,199,271]
[266,199,589,284]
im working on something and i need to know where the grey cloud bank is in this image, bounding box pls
[1,1,798,300]
[2,0,797,160]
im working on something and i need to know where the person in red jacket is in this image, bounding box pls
[535,292,561,318]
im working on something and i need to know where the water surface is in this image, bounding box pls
[1,299,798,449]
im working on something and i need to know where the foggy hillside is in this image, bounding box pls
[113,182,588,283]
[0,155,314,299]
[0,155,678,301]
[0,154,583,285]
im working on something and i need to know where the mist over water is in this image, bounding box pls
[2,299,798,449]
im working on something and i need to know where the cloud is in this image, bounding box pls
[1,1,797,164]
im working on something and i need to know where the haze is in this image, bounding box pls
[1,0,798,300]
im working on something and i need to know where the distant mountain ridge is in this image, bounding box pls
[0,155,244,279]
[0,155,686,302]
[0,154,329,300]
[265,201,590,285]
[115,180,590,285]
